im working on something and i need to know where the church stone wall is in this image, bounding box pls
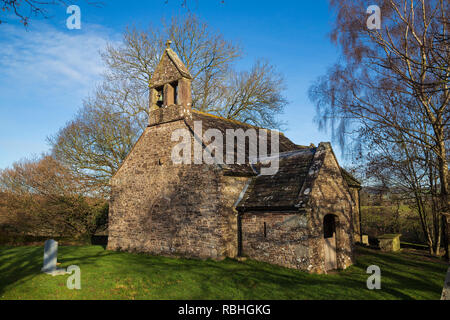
[307,148,354,273]
[217,176,251,258]
[349,188,361,243]
[241,212,311,270]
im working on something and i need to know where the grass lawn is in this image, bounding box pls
[0,245,447,300]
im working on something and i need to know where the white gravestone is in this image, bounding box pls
[41,239,68,276]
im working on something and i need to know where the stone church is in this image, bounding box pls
[107,43,362,273]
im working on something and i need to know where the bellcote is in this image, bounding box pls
[149,41,193,120]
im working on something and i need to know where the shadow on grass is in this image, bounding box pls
[0,245,447,299]
[0,246,118,296]
[348,247,448,299]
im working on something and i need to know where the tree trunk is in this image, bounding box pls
[437,132,449,261]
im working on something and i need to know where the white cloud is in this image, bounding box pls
[0,22,120,97]
[0,21,121,169]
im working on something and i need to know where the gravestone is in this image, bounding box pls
[41,239,57,273]
[41,239,68,276]
[378,234,401,252]
[441,267,450,300]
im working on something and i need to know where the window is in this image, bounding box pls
[263,222,267,238]
[323,214,336,238]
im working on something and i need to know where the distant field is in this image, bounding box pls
[361,205,412,214]
[0,245,447,300]
[360,204,428,244]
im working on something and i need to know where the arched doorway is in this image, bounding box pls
[323,214,338,271]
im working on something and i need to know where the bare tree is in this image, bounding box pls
[309,0,449,258]
[364,120,444,255]
[214,60,287,128]
[165,14,242,112]
[0,155,107,238]
[99,14,285,127]
[49,101,140,195]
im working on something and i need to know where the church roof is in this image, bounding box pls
[236,148,316,211]
[165,47,192,79]
[185,111,334,213]
[187,110,306,177]
[190,110,300,150]
[185,111,359,211]
[235,142,361,212]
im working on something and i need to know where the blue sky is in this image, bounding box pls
[0,0,345,169]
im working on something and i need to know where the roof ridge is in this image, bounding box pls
[191,109,265,129]
[165,48,192,79]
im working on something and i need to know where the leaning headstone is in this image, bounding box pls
[441,267,450,300]
[41,239,68,276]
[378,234,401,252]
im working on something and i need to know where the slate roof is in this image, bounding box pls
[186,110,305,177]
[235,143,362,212]
[190,110,299,152]
[236,148,317,211]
